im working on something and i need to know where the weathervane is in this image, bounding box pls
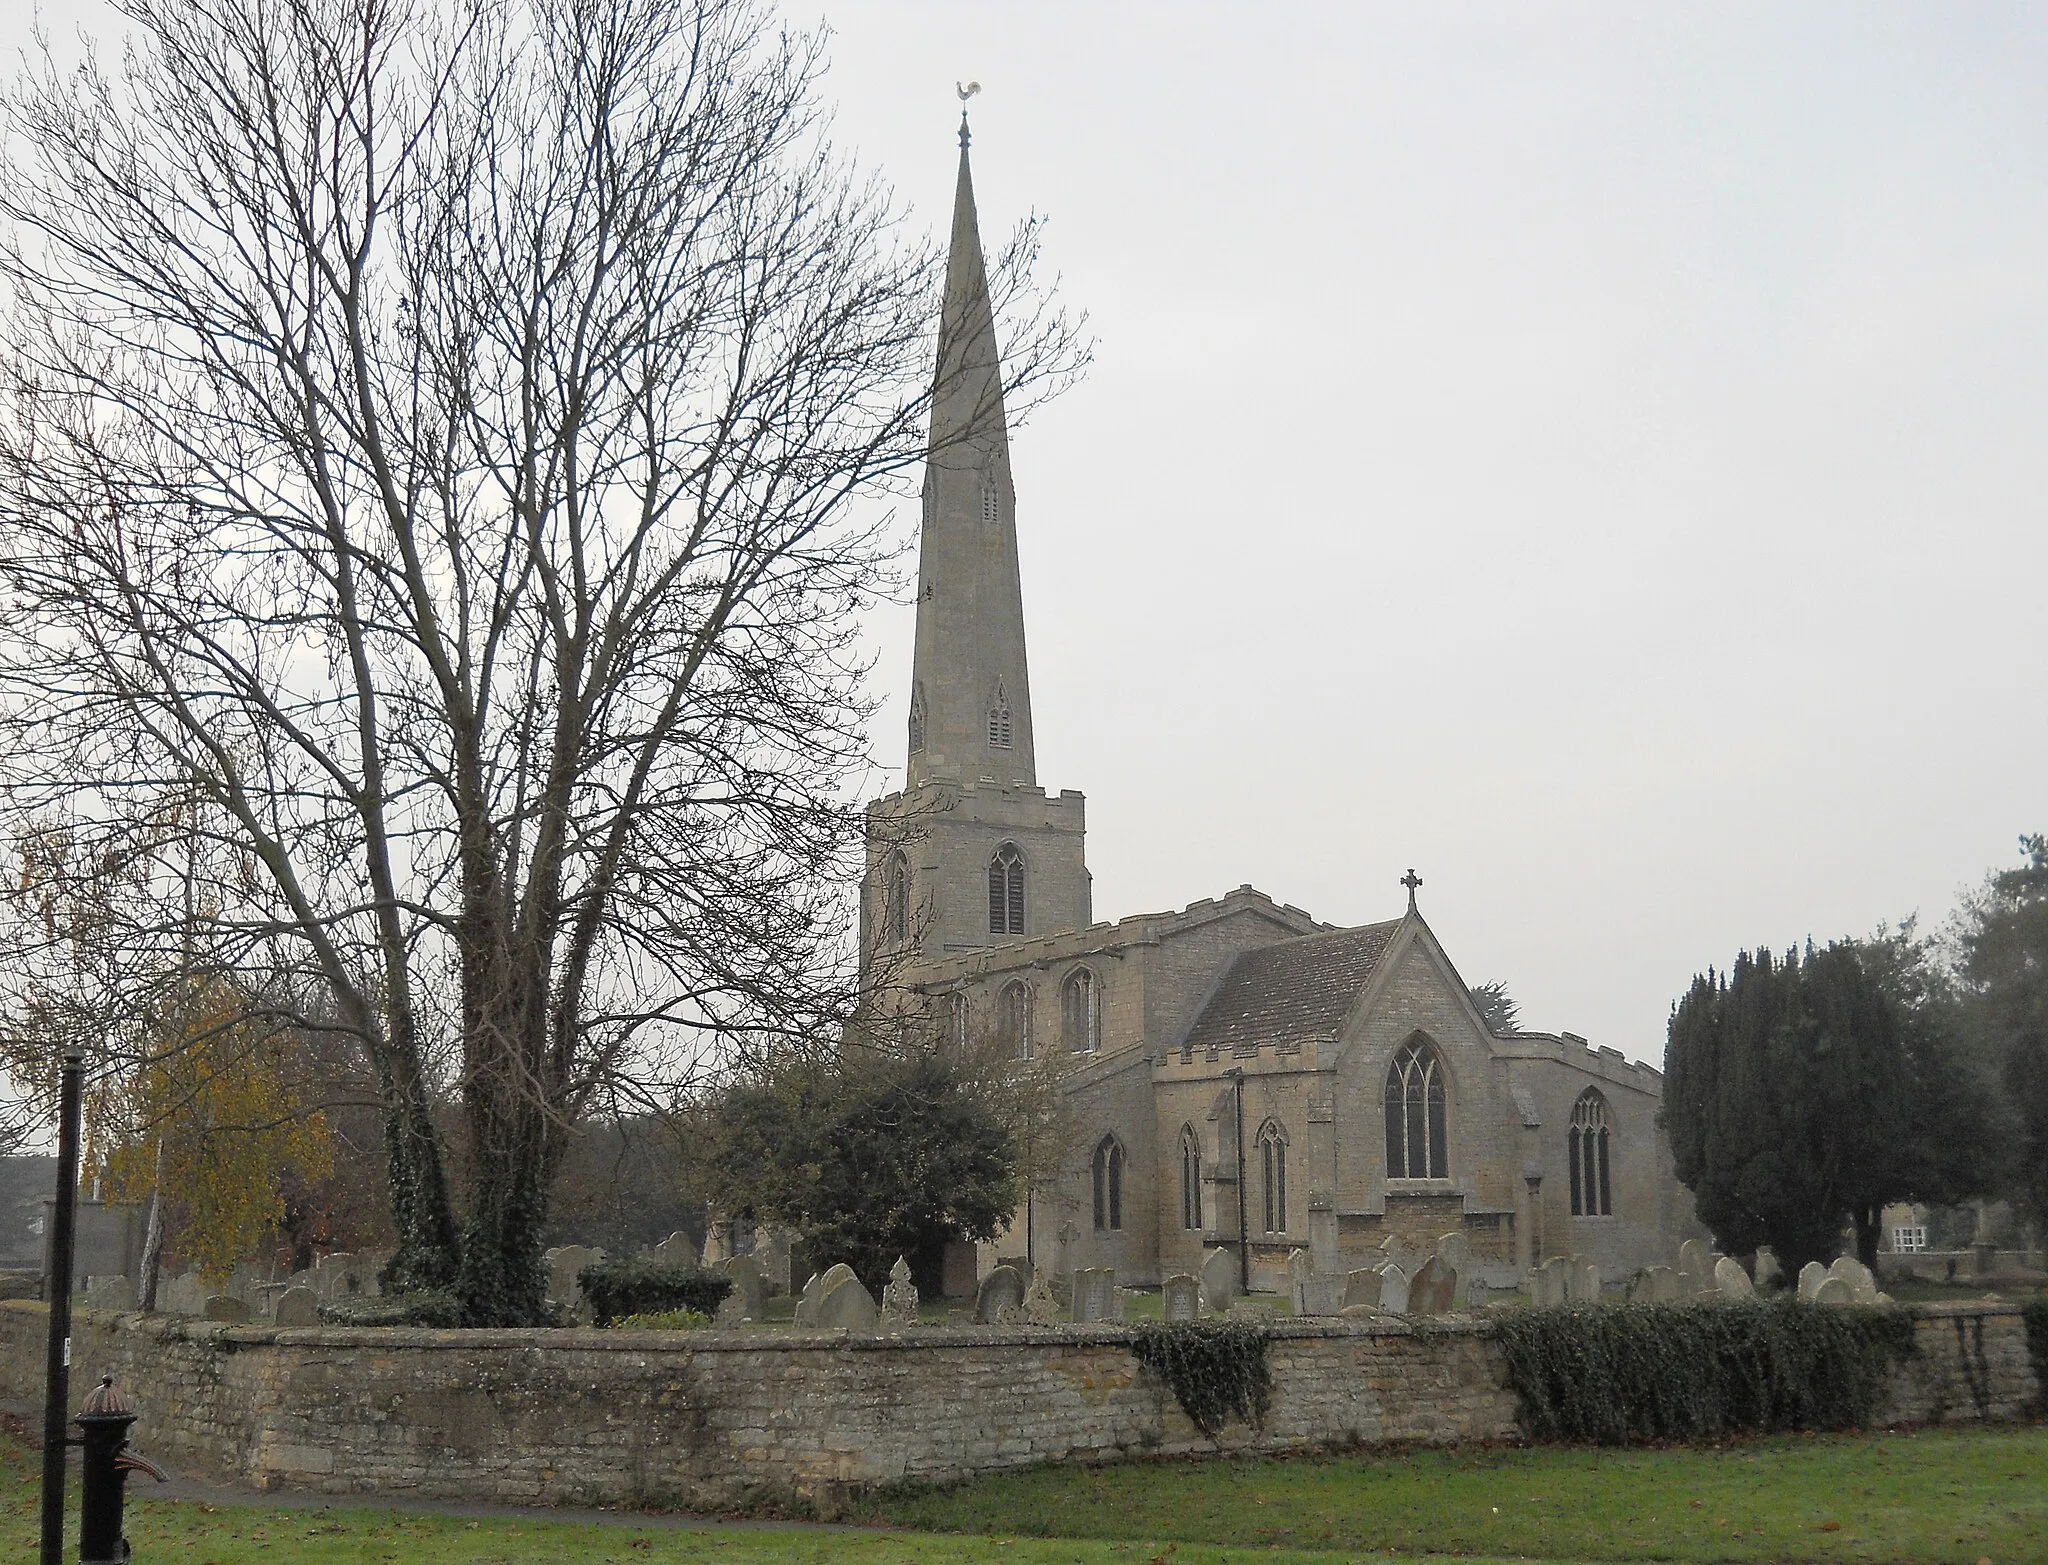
[957,80,980,148]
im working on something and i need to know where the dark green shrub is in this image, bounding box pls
[1495,1300,1916,1444]
[317,1289,463,1328]
[1130,1320,1271,1439]
[578,1257,732,1326]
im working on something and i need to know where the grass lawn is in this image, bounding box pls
[859,1426,2048,1564]
[3,1426,2043,1563]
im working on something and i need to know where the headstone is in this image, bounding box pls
[1532,1256,1572,1308]
[1434,1231,1473,1273]
[0,1270,40,1302]
[975,1264,1027,1324]
[700,1215,733,1268]
[1022,1268,1058,1326]
[720,1254,766,1322]
[1295,1274,1347,1316]
[797,1263,854,1326]
[1828,1256,1879,1303]
[815,1271,879,1330]
[1161,1273,1200,1322]
[1797,1260,1829,1300]
[1812,1276,1854,1305]
[314,1251,373,1302]
[1677,1238,1715,1297]
[1408,1256,1458,1316]
[651,1231,693,1262]
[1714,1256,1755,1300]
[1071,1266,1119,1323]
[1285,1247,1312,1297]
[1385,1235,1430,1280]
[544,1245,604,1313]
[162,1268,206,1317]
[752,1227,794,1295]
[1375,1262,1410,1315]
[880,1255,921,1328]
[1198,1247,1238,1312]
[272,1286,319,1327]
[1339,1302,1384,1318]
[1753,1247,1783,1288]
[203,1295,252,1323]
[85,1274,135,1312]
[1344,1268,1383,1309]
[1569,1257,1602,1305]
[1629,1265,1679,1304]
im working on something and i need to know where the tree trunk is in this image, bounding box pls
[379,1056,460,1295]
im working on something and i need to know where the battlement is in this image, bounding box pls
[1499,1028,1663,1089]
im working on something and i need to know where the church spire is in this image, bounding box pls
[906,98,1035,790]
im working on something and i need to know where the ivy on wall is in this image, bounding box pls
[1130,1321,1272,1439]
[1495,1301,1917,1444]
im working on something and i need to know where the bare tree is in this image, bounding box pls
[0,0,1080,1322]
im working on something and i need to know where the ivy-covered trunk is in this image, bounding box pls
[378,1033,461,1295]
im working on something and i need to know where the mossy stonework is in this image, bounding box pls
[1,1300,2036,1510]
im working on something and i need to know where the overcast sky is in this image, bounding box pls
[7,3,2044,1063]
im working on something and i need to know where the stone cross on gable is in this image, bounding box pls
[1401,869,1422,912]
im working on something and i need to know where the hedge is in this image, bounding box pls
[577,1257,732,1327]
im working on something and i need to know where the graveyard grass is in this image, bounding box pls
[6,1427,2047,1564]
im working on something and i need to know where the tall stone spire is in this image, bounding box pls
[905,108,1035,789]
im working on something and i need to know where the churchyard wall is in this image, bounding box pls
[0,1299,2034,1513]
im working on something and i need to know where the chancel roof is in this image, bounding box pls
[1180,918,1404,1053]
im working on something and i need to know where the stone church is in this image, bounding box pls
[860,116,1698,1296]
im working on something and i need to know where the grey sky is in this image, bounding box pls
[7,2,2043,1062]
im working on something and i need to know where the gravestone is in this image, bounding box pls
[1714,1256,1755,1300]
[1375,1262,1410,1315]
[1812,1276,1853,1305]
[1295,1274,1347,1316]
[162,1268,206,1317]
[1161,1273,1200,1322]
[650,1231,693,1262]
[1677,1238,1716,1297]
[1434,1231,1472,1273]
[1343,1268,1383,1310]
[1569,1257,1602,1305]
[797,1263,854,1326]
[752,1226,794,1295]
[880,1255,921,1329]
[700,1215,733,1268]
[1071,1267,1119,1323]
[1285,1247,1312,1298]
[272,1286,319,1327]
[1408,1256,1459,1316]
[85,1274,135,1312]
[1828,1256,1879,1303]
[1532,1256,1571,1308]
[203,1295,252,1324]
[1198,1247,1238,1312]
[545,1245,604,1314]
[816,1271,879,1330]
[315,1251,374,1303]
[1797,1261,1829,1300]
[1629,1265,1679,1304]
[1384,1236,1430,1280]
[0,1271,39,1302]
[1753,1247,1783,1288]
[1022,1268,1058,1326]
[975,1264,1026,1324]
[718,1254,766,1326]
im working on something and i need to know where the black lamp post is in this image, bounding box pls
[40,1042,85,1565]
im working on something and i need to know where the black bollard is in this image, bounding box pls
[74,1377,165,1565]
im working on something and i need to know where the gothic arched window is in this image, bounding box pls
[1384,1038,1449,1180]
[1258,1120,1288,1233]
[948,991,969,1050]
[1179,1124,1203,1230]
[1062,967,1099,1054]
[907,685,927,754]
[997,979,1030,1061]
[1570,1089,1613,1217]
[988,680,1013,749]
[1092,1135,1124,1232]
[884,852,909,945]
[988,843,1025,936]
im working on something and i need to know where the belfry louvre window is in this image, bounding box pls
[1179,1125,1203,1230]
[982,472,1001,526]
[988,682,1013,749]
[907,686,926,754]
[1258,1121,1287,1233]
[1092,1136,1124,1232]
[1384,1038,1448,1180]
[988,843,1025,935]
[1569,1089,1612,1217]
[1062,967,1099,1054]
[997,980,1030,1061]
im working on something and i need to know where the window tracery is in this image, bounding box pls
[1092,1135,1124,1232]
[1569,1089,1613,1217]
[1384,1038,1449,1180]
[988,843,1025,935]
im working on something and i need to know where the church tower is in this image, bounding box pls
[861,111,1089,978]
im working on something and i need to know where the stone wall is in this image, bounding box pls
[0,1301,2033,1514]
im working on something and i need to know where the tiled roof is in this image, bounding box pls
[1180,919,1403,1053]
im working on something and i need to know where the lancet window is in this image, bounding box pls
[884,852,910,945]
[997,980,1031,1061]
[1569,1089,1613,1217]
[1384,1037,1449,1180]
[988,843,1025,935]
[1092,1135,1124,1232]
[988,681,1013,749]
[1062,967,1099,1054]
[1179,1125,1203,1231]
[1258,1120,1288,1233]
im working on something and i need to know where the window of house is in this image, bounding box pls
[988,681,1013,749]
[1569,1089,1612,1217]
[1892,1225,1928,1252]
[1384,1038,1449,1180]
[884,852,909,945]
[997,979,1030,1060]
[1062,967,1099,1054]
[1179,1125,1203,1231]
[1092,1135,1123,1232]
[988,843,1025,935]
[1258,1120,1287,1233]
